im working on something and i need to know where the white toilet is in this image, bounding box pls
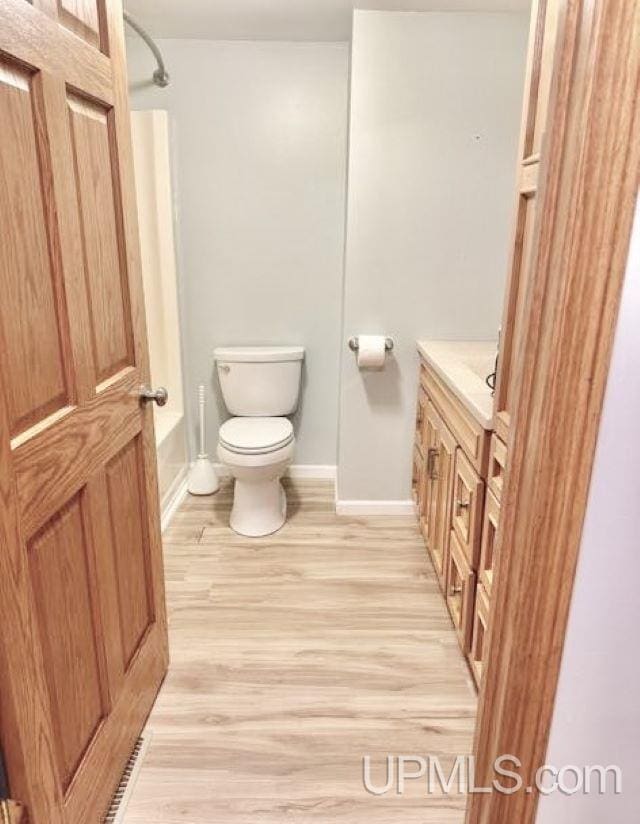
[214,346,305,537]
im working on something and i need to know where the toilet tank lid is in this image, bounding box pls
[214,346,305,363]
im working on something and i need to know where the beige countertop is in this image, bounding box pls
[416,340,497,429]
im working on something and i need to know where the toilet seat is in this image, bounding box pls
[219,417,294,455]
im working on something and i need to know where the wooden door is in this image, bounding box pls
[493,0,561,442]
[0,2,168,822]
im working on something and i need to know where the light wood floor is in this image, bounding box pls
[123,479,476,823]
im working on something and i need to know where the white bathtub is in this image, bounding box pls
[131,110,188,516]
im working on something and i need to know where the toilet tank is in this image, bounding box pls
[214,346,305,416]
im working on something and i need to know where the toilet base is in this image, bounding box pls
[230,477,287,537]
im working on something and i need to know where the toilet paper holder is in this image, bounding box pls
[348,336,394,353]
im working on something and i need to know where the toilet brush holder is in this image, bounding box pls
[187,385,220,496]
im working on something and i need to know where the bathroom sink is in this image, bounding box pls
[460,354,496,383]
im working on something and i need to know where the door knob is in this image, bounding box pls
[140,386,169,407]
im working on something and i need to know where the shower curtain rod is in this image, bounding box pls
[123,10,170,87]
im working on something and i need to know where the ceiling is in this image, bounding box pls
[123,0,530,42]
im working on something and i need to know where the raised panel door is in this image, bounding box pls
[0,2,168,822]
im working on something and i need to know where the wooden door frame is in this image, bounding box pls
[467,0,640,822]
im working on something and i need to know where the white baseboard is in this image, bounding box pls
[287,464,336,480]
[211,463,336,480]
[160,466,189,532]
[335,499,417,516]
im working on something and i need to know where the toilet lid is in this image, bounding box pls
[219,417,294,454]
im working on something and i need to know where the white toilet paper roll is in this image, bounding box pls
[356,335,387,369]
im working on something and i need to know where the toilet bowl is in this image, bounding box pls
[213,345,304,537]
[217,417,295,537]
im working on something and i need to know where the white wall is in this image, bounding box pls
[337,11,528,502]
[535,198,640,823]
[126,39,349,466]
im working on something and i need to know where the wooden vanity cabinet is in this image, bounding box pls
[414,359,489,670]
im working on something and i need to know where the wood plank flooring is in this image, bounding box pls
[123,479,476,823]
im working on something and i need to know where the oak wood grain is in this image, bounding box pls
[0,59,71,437]
[0,1,168,821]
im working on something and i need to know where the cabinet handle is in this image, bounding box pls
[450,584,463,595]
[457,499,470,512]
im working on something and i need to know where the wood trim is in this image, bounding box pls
[467,0,640,822]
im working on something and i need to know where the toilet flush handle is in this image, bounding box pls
[219,364,231,373]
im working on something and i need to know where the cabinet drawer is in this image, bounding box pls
[452,449,485,570]
[479,489,500,596]
[488,434,507,502]
[446,529,476,655]
[469,581,490,688]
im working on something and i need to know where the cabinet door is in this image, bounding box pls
[446,530,476,655]
[419,402,440,542]
[412,444,424,507]
[469,581,491,687]
[452,449,485,569]
[479,489,501,597]
[428,418,456,592]
[415,386,428,455]
[488,433,508,502]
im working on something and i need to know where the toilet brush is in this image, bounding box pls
[187,385,220,495]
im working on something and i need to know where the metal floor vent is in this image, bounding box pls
[103,731,152,824]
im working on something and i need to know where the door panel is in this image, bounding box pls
[28,491,106,791]
[0,59,73,437]
[106,437,154,669]
[57,0,104,49]
[68,93,134,384]
[0,2,167,822]
[494,0,561,442]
